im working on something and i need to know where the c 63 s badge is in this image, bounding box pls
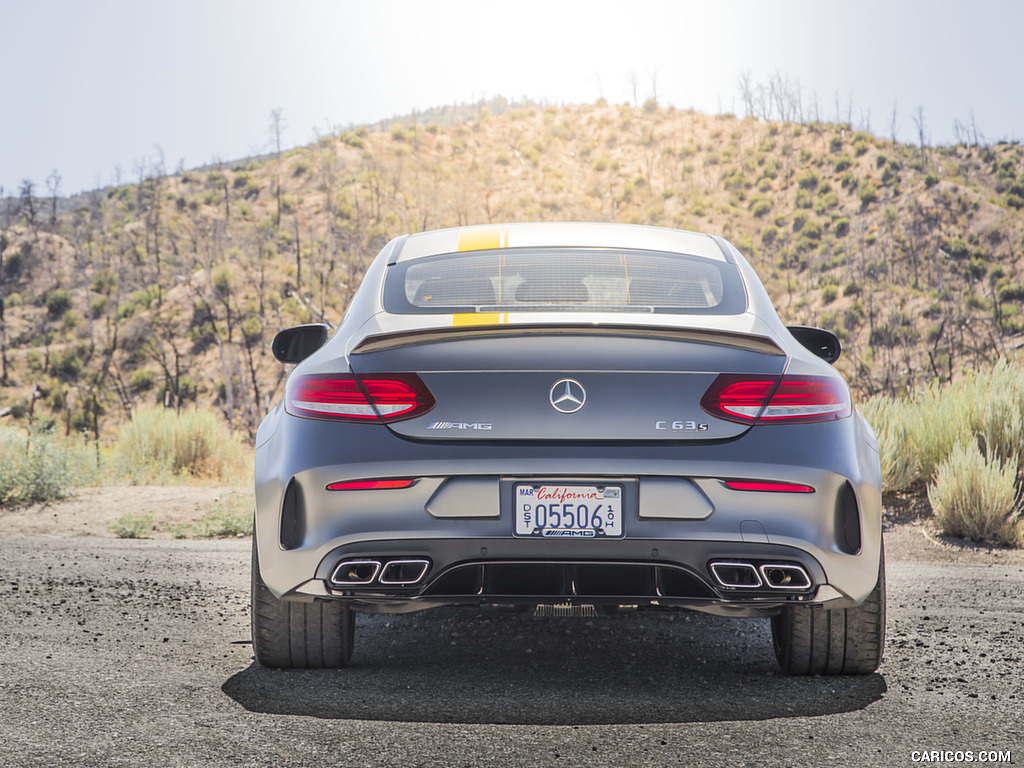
[655,420,709,432]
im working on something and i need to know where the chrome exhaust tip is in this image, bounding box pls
[708,561,763,589]
[330,559,382,586]
[759,563,812,590]
[379,559,430,585]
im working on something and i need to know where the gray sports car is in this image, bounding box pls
[252,222,884,675]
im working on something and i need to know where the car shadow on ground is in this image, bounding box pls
[222,607,887,724]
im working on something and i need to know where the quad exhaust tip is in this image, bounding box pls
[709,561,762,589]
[379,559,430,585]
[331,559,382,585]
[759,563,812,590]
[708,560,811,591]
[330,558,430,587]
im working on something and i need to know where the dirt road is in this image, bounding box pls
[1,527,1021,767]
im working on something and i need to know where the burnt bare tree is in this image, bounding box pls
[18,179,38,236]
[269,108,286,227]
[0,230,8,384]
[912,106,929,165]
[45,170,61,226]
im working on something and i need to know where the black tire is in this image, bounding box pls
[771,546,885,675]
[250,537,355,669]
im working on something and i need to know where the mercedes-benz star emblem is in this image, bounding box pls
[549,378,586,414]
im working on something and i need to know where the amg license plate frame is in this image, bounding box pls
[513,483,624,538]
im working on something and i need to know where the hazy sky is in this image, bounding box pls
[3,0,1022,197]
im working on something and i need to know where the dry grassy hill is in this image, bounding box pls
[2,99,1024,440]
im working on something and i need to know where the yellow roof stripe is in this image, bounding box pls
[457,226,504,252]
[452,312,508,326]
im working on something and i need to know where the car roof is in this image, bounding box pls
[393,222,728,263]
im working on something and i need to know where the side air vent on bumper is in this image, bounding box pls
[279,479,306,551]
[834,481,862,555]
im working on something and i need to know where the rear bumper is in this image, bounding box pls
[293,536,845,617]
[254,410,882,613]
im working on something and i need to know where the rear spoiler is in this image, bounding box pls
[351,324,784,356]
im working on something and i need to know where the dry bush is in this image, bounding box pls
[927,442,1023,546]
[861,396,918,490]
[113,408,249,484]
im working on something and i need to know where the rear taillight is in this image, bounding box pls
[701,374,851,424]
[286,374,435,422]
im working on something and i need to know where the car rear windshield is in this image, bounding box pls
[383,248,747,315]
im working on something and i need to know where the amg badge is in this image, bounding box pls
[427,421,493,430]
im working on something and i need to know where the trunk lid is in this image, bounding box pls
[347,326,787,441]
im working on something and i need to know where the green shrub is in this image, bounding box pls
[928,443,1022,546]
[46,290,73,318]
[797,169,819,190]
[107,511,156,539]
[0,426,97,505]
[190,493,253,537]
[859,183,878,209]
[815,191,839,213]
[998,283,1024,302]
[130,369,157,391]
[800,219,823,242]
[749,196,772,218]
[341,131,365,149]
[881,159,901,185]
[50,350,82,379]
[130,284,161,310]
[4,250,24,277]
[112,408,247,483]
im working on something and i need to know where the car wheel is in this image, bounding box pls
[250,536,355,668]
[771,545,885,675]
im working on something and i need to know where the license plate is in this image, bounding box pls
[514,484,623,538]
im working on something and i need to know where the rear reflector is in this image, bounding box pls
[701,374,851,424]
[326,479,417,491]
[286,373,435,422]
[723,480,815,493]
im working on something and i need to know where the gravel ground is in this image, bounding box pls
[0,527,1021,767]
